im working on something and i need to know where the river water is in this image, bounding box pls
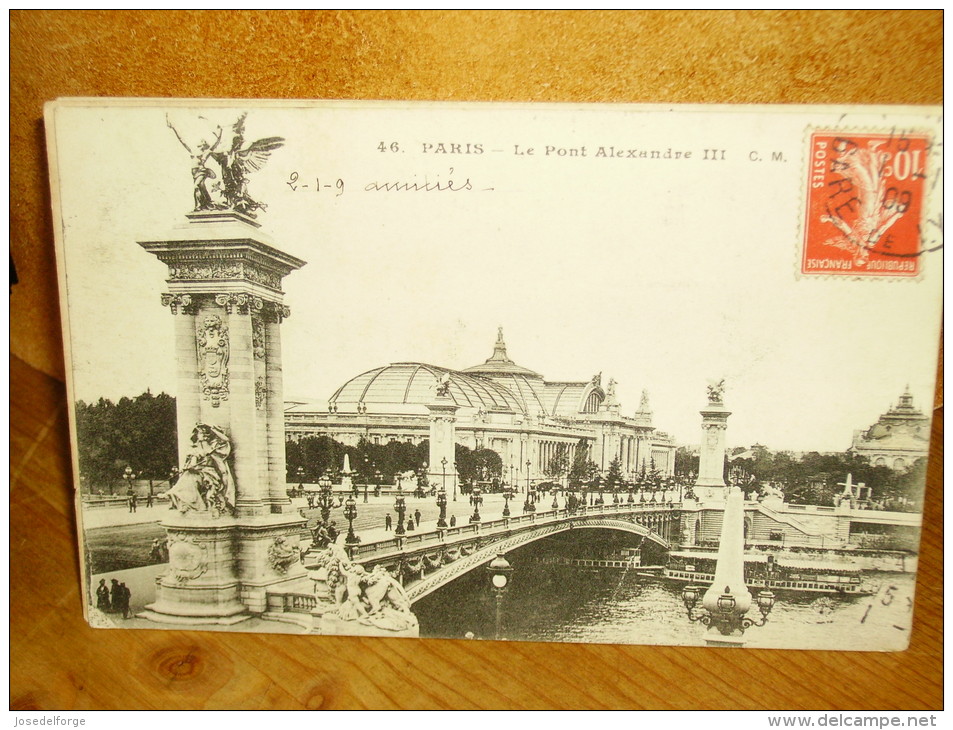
[88,519,916,651]
[413,536,916,652]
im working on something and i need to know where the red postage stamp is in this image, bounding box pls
[801,131,929,277]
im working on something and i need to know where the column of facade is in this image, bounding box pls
[217,296,266,516]
[163,294,202,463]
[263,305,291,511]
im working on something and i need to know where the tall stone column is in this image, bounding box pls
[695,380,731,501]
[138,211,308,624]
[426,393,459,490]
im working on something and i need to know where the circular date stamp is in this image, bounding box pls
[801,130,930,278]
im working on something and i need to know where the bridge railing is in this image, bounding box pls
[350,500,680,562]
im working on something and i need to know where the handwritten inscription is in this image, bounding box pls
[286,172,344,196]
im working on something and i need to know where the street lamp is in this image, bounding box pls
[469,484,483,523]
[452,461,458,502]
[122,465,135,495]
[394,485,407,536]
[502,483,513,517]
[523,479,536,514]
[317,471,334,525]
[436,484,448,528]
[681,583,775,636]
[441,457,451,503]
[552,490,560,511]
[361,456,368,497]
[486,553,513,641]
[344,495,361,546]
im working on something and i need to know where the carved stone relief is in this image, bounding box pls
[197,314,229,407]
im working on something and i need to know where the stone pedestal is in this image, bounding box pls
[695,395,732,501]
[138,211,308,624]
[427,396,459,489]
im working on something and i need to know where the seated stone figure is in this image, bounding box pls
[313,538,417,632]
[167,424,237,516]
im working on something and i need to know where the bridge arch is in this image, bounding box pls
[399,517,670,603]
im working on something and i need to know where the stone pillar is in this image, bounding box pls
[138,211,308,624]
[695,384,732,501]
[426,395,459,489]
[702,487,752,647]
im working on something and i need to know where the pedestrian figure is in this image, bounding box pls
[119,582,132,619]
[96,579,110,611]
[129,493,138,513]
[385,513,392,531]
[150,538,164,563]
[414,509,422,528]
[110,579,121,612]
[406,519,415,531]
[449,514,457,527]
[146,491,154,508]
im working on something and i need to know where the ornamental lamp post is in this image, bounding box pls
[441,457,450,503]
[486,553,513,641]
[394,485,407,536]
[370,468,381,503]
[344,494,361,546]
[452,461,458,502]
[523,480,536,514]
[317,471,334,525]
[436,484,448,528]
[681,486,776,646]
[525,460,531,494]
[552,490,560,511]
[469,484,483,523]
[122,465,135,495]
[502,483,513,517]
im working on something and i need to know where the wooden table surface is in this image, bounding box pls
[11,11,942,710]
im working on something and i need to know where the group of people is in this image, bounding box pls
[383,508,458,531]
[96,578,132,619]
[125,487,156,513]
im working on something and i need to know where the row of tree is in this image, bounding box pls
[70,391,929,510]
[74,392,178,492]
[284,435,504,491]
[671,445,928,510]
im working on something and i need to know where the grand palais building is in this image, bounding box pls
[285,330,676,483]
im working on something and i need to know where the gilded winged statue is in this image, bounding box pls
[168,113,284,216]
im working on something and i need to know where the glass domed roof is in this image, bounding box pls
[328,363,525,414]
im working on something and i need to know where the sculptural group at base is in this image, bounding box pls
[308,540,419,636]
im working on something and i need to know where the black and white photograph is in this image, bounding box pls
[46,99,942,650]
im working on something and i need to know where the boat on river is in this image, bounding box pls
[664,550,868,595]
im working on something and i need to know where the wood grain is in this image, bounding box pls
[11,10,942,710]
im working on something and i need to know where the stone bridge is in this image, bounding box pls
[347,502,680,602]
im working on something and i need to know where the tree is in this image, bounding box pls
[568,439,595,489]
[674,446,699,478]
[605,456,624,492]
[544,444,570,483]
[74,391,178,493]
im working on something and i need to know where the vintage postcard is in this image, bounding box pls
[45,100,942,649]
